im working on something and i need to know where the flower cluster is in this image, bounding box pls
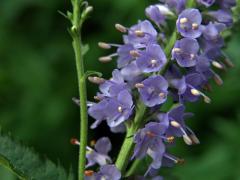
[76,0,236,179]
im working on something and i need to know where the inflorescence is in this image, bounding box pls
[73,0,236,179]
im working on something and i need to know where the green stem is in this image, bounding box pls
[115,101,146,175]
[125,159,141,177]
[71,1,88,180]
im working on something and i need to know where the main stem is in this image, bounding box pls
[71,1,88,180]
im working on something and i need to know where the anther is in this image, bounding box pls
[84,170,94,176]
[150,59,157,65]
[94,96,102,101]
[167,136,175,143]
[190,134,200,144]
[146,131,156,137]
[191,89,201,96]
[98,42,111,49]
[99,56,113,63]
[192,23,199,30]
[90,140,96,147]
[129,50,140,57]
[135,83,145,88]
[118,106,123,113]
[70,138,80,145]
[115,24,127,33]
[183,134,193,145]
[88,76,105,84]
[190,54,195,59]
[213,74,223,86]
[223,58,234,68]
[212,61,224,69]
[159,92,165,98]
[171,121,181,128]
[180,17,188,24]
[135,30,145,37]
[173,48,181,53]
[176,158,185,164]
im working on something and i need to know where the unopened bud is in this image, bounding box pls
[72,97,80,106]
[85,6,93,14]
[98,42,111,49]
[88,76,105,84]
[115,24,127,33]
[99,56,112,63]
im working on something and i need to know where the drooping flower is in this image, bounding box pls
[202,22,226,41]
[136,75,168,107]
[165,0,186,14]
[176,8,202,38]
[136,44,167,73]
[208,10,233,27]
[172,38,199,67]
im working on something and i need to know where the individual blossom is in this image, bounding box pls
[145,5,166,26]
[117,44,135,68]
[85,137,112,168]
[165,0,186,14]
[124,20,158,47]
[84,165,121,180]
[176,8,202,38]
[197,0,215,7]
[218,0,236,9]
[136,75,168,107]
[202,22,226,41]
[157,104,199,145]
[133,122,167,170]
[172,38,199,67]
[208,10,233,27]
[136,44,167,73]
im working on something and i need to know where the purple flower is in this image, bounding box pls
[145,5,165,26]
[202,22,226,41]
[124,20,157,47]
[218,0,236,9]
[165,0,186,14]
[117,44,135,68]
[85,165,121,180]
[177,8,202,38]
[99,69,127,98]
[136,44,167,73]
[133,122,167,168]
[137,75,168,107]
[172,38,199,67]
[208,10,233,27]
[86,137,112,168]
[197,0,215,7]
[105,90,134,127]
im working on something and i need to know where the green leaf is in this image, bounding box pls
[0,134,74,180]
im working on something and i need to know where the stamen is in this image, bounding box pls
[135,83,145,88]
[190,53,195,59]
[173,48,181,53]
[191,89,201,96]
[98,42,111,49]
[88,76,105,84]
[150,59,157,65]
[129,50,140,57]
[146,131,156,137]
[191,88,211,104]
[190,134,200,144]
[170,120,181,128]
[164,154,184,165]
[90,140,96,147]
[135,30,145,37]
[167,136,175,143]
[115,23,127,33]
[192,23,199,30]
[159,92,165,98]
[180,17,188,24]
[176,158,185,164]
[183,134,193,145]
[213,73,223,86]
[94,96,102,101]
[70,138,80,145]
[118,106,123,113]
[223,58,234,68]
[99,56,112,63]
[84,170,94,176]
[212,61,224,69]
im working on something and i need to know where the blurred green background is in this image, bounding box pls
[0,0,239,179]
